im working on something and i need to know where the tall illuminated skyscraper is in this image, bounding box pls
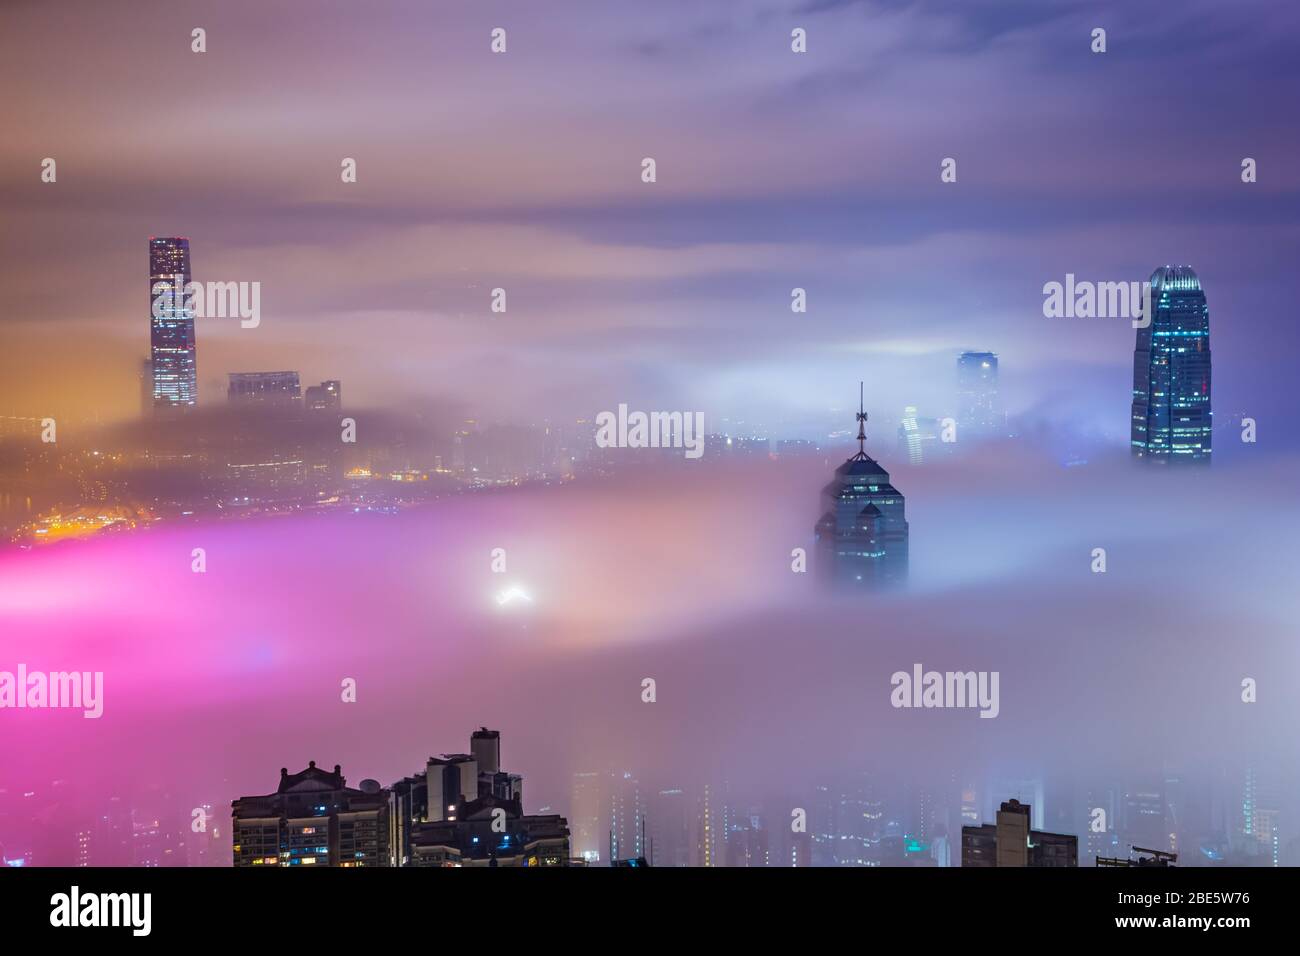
[1131,265,1211,463]
[956,351,1002,440]
[897,405,945,464]
[696,783,717,867]
[814,385,908,588]
[149,237,196,411]
[608,771,643,864]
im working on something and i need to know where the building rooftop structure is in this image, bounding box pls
[814,384,909,588]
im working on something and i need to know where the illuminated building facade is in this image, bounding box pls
[608,771,644,863]
[384,728,566,867]
[961,799,1077,867]
[1131,265,1212,462]
[956,351,1002,439]
[228,371,301,404]
[405,796,570,867]
[897,406,944,464]
[696,783,718,867]
[304,380,342,411]
[231,761,389,867]
[814,387,909,588]
[1121,782,1169,855]
[149,237,197,411]
[1244,766,1280,867]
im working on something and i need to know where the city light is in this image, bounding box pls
[494,586,534,608]
[0,1,1291,932]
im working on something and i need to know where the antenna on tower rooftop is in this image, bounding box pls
[854,381,869,459]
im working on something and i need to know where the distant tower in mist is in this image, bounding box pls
[814,385,908,588]
[149,237,197,412]
[138,357,153,419]
[1131,266,1212,463]
[608,771,644,864]
[304,380,342,411]
[956,351,1002,440]
[227,371,301,405]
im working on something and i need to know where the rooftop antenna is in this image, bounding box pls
[852,381,869,460]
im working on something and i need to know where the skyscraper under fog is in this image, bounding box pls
[149,237,197,411]
[569,772,602,864]
[814,387,908,588]
[304,380,342,411]
[956,351,1001,440]
[228,371,301,404]
[1131,266,1212,463]
[650,788,692,867]
[608,771,644,863]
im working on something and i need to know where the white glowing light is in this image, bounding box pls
[495,586,533,607]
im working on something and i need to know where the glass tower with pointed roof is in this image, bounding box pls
[814,386,909,588]
[1131,265,1212,463]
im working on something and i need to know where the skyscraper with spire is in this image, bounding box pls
[1131,265,1211,463]
[814,385,909,588]
[149,237,197,412]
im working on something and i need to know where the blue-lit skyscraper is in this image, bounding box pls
[956,351,1002,440]
[149,237,197,411]
[1131,266,1211,463]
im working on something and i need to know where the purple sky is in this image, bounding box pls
[2,0,1299,443]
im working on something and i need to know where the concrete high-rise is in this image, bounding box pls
[470,727,500,775]
[961,799,1077,867]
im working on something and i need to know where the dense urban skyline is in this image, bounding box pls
[3,0,1300,442]
[2,0,1298,882]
